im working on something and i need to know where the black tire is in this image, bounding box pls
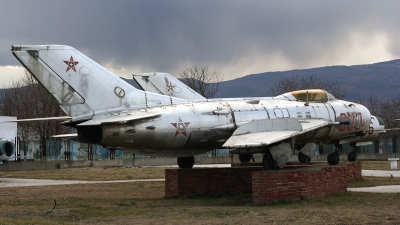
[347,152,356,162]
[177,156,195,168]
[239,154,252,163]
[327,152,340,165]
[262,150,278,170]
[298,152,311,163]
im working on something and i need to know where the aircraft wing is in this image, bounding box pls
[76,112,161,126]
[223,118,329,148]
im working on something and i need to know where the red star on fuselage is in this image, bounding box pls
[64,56,79,72]
[171,118,190,137]
[166,83,176,92]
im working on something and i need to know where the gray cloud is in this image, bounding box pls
[1,0,399,81]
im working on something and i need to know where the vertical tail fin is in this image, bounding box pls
[11,45,184,120]
[133,72,206,101]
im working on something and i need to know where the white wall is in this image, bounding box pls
[0,116,17,143]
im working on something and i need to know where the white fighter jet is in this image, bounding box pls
[11,45,385,169]
[133,72,387,164]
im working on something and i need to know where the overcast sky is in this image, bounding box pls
[0,0,399,85]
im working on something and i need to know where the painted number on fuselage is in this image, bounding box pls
[339,112,363,132]
[364,126,374,135]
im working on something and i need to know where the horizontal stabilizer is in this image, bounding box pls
[223,118,329,148]
[51,133,78,139]
[1,116,71,123]
[77,112,161,126]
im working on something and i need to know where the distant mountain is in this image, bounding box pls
[214,59,400,101]
[120,60,399,101]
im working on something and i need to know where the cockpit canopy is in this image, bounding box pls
[279,89,336,102]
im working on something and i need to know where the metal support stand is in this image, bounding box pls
[88,144,93,160]
[110,149,115,159]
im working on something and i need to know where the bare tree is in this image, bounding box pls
[355,94,380,116]
[0,71,69,161]
[179,65,223,98]
[266,75,347,99]
[1,77,34,158]
[379,94,400,129]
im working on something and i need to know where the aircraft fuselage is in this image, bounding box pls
[95,98,372,157]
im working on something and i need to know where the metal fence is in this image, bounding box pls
[15,137,399,163]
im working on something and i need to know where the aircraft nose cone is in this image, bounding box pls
[375,116,385,126]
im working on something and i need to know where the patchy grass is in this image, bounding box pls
[360,160,398,170]
[0,160,396,181]
[0,181,400,224]
[1,163,400,224]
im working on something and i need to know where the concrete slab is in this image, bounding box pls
[0,178,164,188]
[348,185,400,193]
[362,170,400,177]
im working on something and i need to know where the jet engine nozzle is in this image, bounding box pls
[0,139,15,161]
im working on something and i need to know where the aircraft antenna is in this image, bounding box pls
[305,91,309,106]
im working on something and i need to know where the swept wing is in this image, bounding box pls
[223,118,330,148]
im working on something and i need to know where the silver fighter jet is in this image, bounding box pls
[11,45,385,169]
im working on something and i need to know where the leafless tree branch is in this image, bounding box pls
[179,65,223,99]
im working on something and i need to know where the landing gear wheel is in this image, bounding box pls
[262,150,278,170]
[239,154,252,163]
[177,156,195,168]
[347,152,356,162]
[298,152,311,163]
[347,145,358,162]
[327,152,340,165]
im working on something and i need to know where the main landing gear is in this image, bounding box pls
[239,153,252,163]
[297,143,316,164]
[177,156,195,168]
[262,150,278,170]
[298,152,311,163]
[262,142,292,170]
[327,144,342,165]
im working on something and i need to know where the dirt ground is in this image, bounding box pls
[1,162,400,224]
[0,181,400,225]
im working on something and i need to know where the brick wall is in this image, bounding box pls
[252,162,362,204]
[165,167,263,197]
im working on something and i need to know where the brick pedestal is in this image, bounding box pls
[252,162,362,204]
[165,162,362,204]
[165,167,263,197]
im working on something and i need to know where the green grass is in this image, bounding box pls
[348,176,400,188]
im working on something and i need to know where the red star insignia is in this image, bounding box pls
[171,118,190,137]
[166,83,176,92]
[64,56,79,72]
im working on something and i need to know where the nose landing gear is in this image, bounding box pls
[347,146,359,162]
[327,144,342,165]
